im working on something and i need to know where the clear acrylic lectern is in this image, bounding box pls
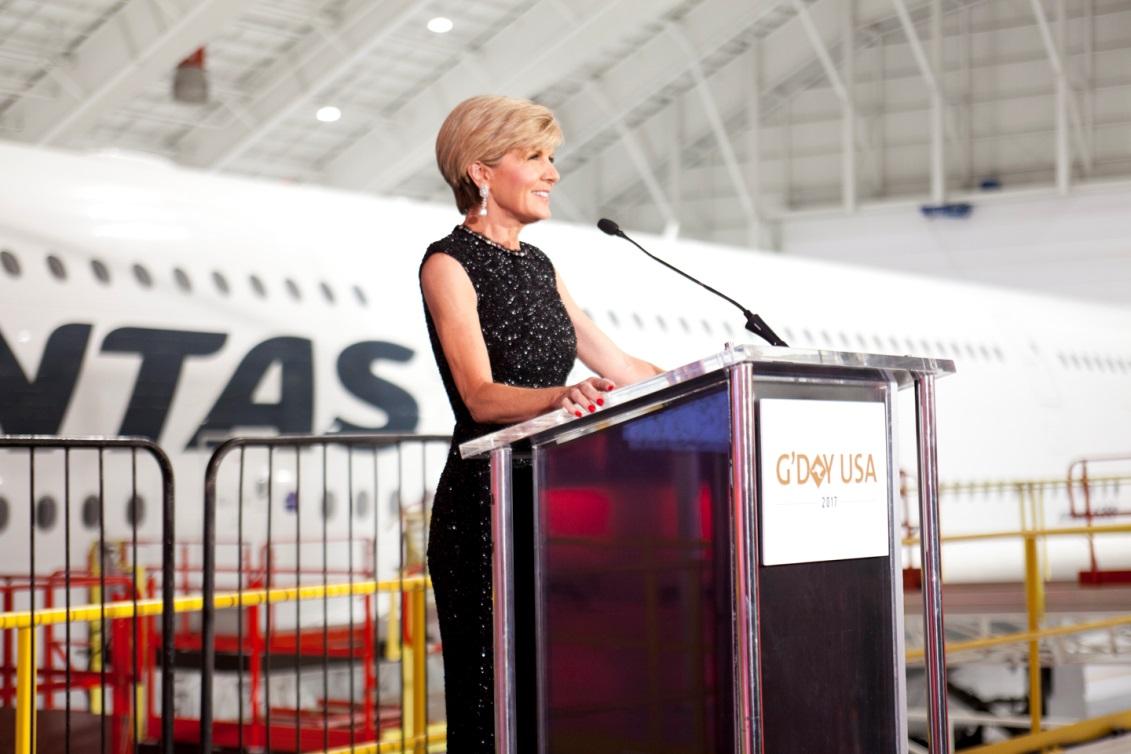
[460,345,955,754]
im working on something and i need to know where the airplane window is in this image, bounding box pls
[1106,356,1118,372]
[126,494,145,527]
[81,495,101,530]
[782,327,795,341]
[904,338,916,353]
[352,285,368,307]
[678,317,690,333]
[888,336,900,351]
[1069,353,1080,369]
[0,250,19,277]
[173,267,192,293]
[608,310,620,327]
[1081,354,1094,370]
[978,344,991,360]
[320,281,335,304]
[856,334,868,349]
[35,496,57,531]
[91,259,110,284]
[993,345,1004,361]
[322,491,337,521]
[285,279,302,301]
[632,313,644,329]
[804,329,815,344]
[212,271,230,296]
[872,335,884,351]
[1057,353,1067,367]
[0,497,8,533]
[821,330,833,346]
[935,341,947,356]
[964,343,977,359]
[655,315,668,332]
[582,308,593,319]
[838,332,850,347]
[950,341,961,355]
[46,254,67,281]
[355,490,370,519]
[722,321,734,336]
[702,319,713,334]
[249,275,266,298]
[133,264,153,288]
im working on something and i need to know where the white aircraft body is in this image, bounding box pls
[0,141,1129,589]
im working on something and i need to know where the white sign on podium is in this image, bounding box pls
[759,399,891,566]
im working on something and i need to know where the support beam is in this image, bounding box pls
[789,0,849,103]
[178,0,421,169]
[841,0,857,213]
[669,98,684,239]
[1054,0,1069,194]
[790,0,856,211]
[2,0,255,145]
[667,24,758,230]
[961,4,974,188]
[892,0,945,203]
[1085,0,1095,174]
[587,83,677,231]
[746,43,765,248]
[1029,0,1090,185]
[322,0,687,193]
[930,0,944,204]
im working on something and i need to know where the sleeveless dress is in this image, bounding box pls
[420,225,577,751]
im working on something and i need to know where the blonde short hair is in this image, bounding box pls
[436,95,563,214]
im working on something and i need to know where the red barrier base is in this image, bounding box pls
[1078,569,1131,586]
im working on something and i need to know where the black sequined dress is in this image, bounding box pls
[420,225,577,752]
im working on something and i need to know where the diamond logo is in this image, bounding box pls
[809,455,827,488]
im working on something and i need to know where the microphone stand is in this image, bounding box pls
[599,220,789,347]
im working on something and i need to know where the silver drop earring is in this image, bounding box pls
[478,184,489,217]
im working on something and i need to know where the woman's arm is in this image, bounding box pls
[421,253,612,423]
[556,273,664,385]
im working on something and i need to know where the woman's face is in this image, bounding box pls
[481,147,559,224]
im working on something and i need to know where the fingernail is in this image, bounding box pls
[588,405,595,412]
[596,398,604,406]
[574,411,582,418]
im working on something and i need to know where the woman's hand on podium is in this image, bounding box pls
[560,377,615,418]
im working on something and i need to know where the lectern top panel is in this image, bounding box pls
[459,345,954,459]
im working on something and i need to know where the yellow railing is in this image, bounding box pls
[956,709,1131,754]
[905,520,1131,743]
[3,575,443,754]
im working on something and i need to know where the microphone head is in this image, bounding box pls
[597,218,622,237]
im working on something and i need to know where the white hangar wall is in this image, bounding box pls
[777,185,1131,307]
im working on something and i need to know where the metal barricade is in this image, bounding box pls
[0,436,175,754]
[198,434,449,754]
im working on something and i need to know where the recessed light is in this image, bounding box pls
[316,105,341,123]
[427,17,453,34]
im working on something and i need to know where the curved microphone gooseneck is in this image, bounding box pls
[597,218,789,347]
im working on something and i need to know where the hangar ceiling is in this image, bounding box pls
[1,0,1128,249]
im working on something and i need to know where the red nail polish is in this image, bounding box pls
[596,398,604,406]
[588,405,595,412]
[574,411,582,418]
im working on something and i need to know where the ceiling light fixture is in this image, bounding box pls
[316,106,342,123]
[427,17,453,34]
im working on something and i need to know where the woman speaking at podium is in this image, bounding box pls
[419,94,660,750]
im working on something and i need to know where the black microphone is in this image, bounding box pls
[597,218,789,347]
